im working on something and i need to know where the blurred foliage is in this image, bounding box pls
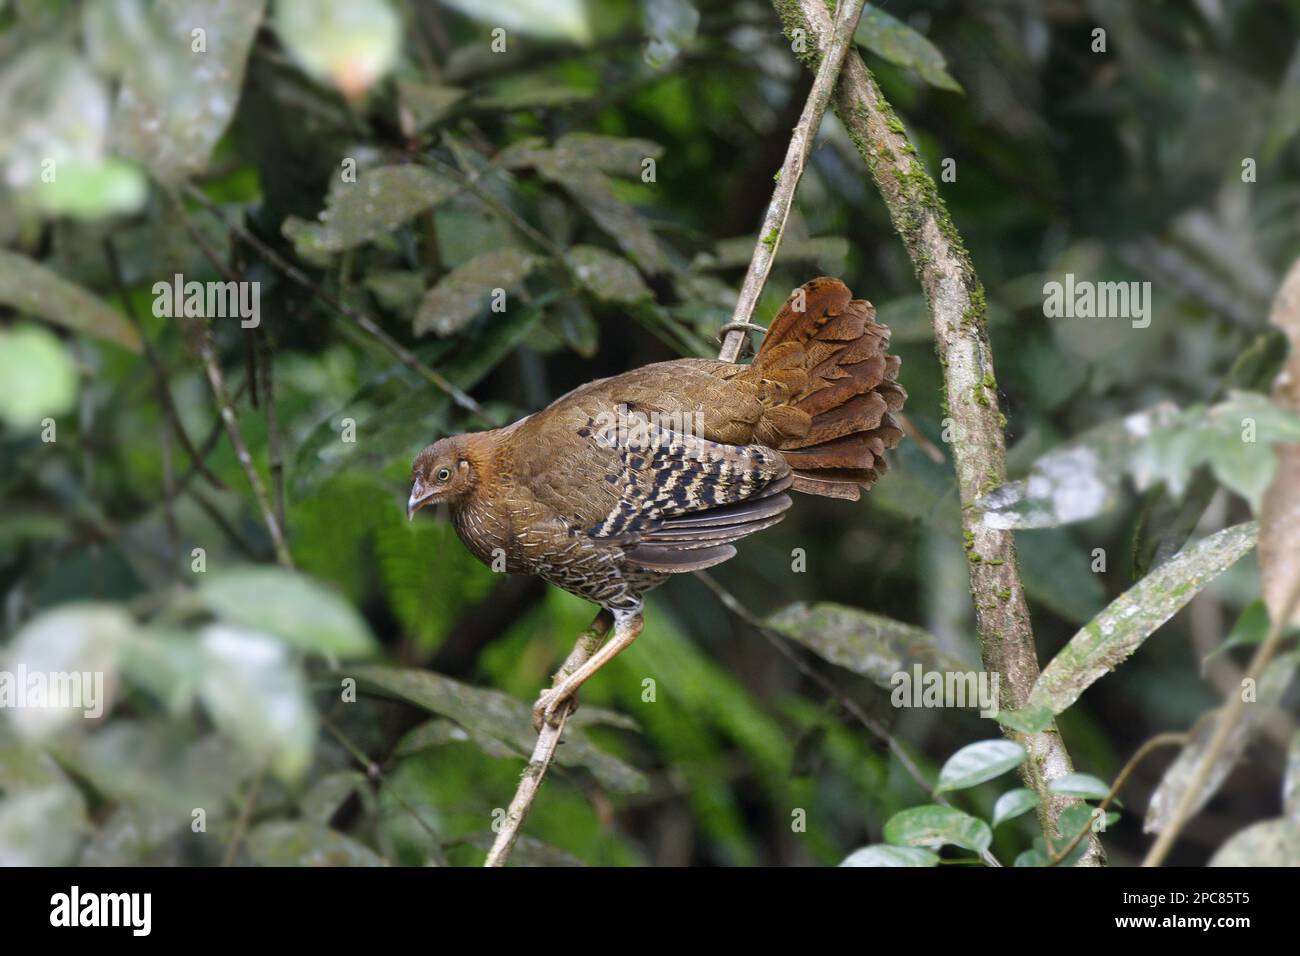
[1,0,1300,867]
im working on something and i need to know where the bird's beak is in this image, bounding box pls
[407,482,436,521]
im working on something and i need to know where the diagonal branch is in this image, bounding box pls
[771,0,1103,864]
[718,0,866,362]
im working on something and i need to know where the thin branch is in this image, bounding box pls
[259,332,287,532]
[772,0,1103,864]
[484,612,612,867]
[1142,576,1300,866]
[197,319,294,568]
[718,0,866,363]
[180,183,496,426]
[1048,732,1188,866]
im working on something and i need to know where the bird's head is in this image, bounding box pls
[408,436,479,519]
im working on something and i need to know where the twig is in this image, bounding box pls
[259,332,287,531]
[1142,576,1300,866]
[698,572,1002,867]
[484,613,612,867]
[197,319,294,568]
[718,0,866,363]
[771,0,1103,865]
[180,183,495,426]
[1047,732,1188,866]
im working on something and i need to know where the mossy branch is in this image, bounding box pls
[771,0,1103,865]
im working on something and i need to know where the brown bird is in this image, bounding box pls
[408,277,905,730]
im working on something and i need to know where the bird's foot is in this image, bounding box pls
[532,685,578,732]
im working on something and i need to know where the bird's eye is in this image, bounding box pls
[436,467,451,482]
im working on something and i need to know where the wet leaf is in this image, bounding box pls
[1048,772,1110,801]
[505,135,668,274]
[566,245,651,304]
[855,6,962,93]
[351,666,646,794]
[1144,653,1297,835]
[93,0,266,184]
[198,567,378,658]
[883,805,991,854]
[975,403,1178,529]
[1028,522,1259,715]
[1210,818,1300,866]
[992,788,1039,828]
[935,740,1026,793]
[283,165,460,261]
[0,249,141,352]
[413,247,541,337]
[767,601,973,691]
[839,844,939,867]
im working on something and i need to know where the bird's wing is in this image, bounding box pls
[567,412,792,570]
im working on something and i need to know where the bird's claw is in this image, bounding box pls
[532,686,577,732]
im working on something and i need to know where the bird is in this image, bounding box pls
[408,277,906,731]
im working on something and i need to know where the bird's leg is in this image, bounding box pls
[533,607,642,731]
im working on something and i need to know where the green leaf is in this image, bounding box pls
[1048,772,1110,801]
[274,0,399,98]
[301,771,371,824]
[883,805,992,854]
[91,0,266,183]
[438,0,592,45]
[935,740,1026,793]
[1027,522,1259,715]
[766,601,974,691]
[839,844,939,867]
[283,165,460,260]
[197,567,378,658]
[505,135,668,274]
[1210,818,1300,866]
[992,788,1039,828]
[0,249,141,352]
[855,6,962,93]
[246,821,386,866]
[197,625,317,781]
[413,247,542,337]
[1014,846,1049,867]
[0,784,88,865]
[0,324,78,430]
[566,245,651,304]
[3,603,132,741]
[994,706,1054,735]
[351,665,646,794]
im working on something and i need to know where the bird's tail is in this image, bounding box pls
[747,277,906,500]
